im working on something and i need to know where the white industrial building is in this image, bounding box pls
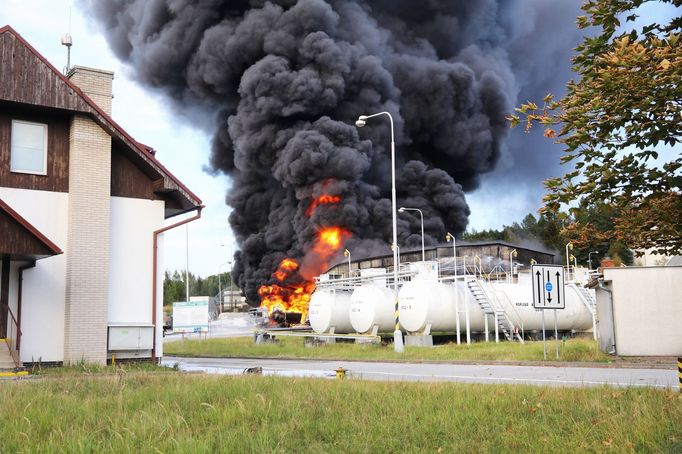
[589,266,682,356]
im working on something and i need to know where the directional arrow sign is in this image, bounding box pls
[531,264,566,309]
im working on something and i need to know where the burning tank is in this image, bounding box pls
[257,188,352,326]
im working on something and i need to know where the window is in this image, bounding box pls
[10,120,47,175]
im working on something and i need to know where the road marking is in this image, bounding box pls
[351,370,671,388]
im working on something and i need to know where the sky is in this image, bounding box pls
[1,0,571,277]
[6,1,674,278]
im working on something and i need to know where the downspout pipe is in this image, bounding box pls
[17,261,36,351]
[597,280,616,356]
[152,206,204,362]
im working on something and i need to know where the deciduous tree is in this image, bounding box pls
[509,0,682,255]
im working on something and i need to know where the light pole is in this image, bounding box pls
[356,112,404,353]
[218,261,230,312]
[473,255,482,279]
[446,232,461,345]
[217,267,222,313]
[509,249,517,284]
[344,248,351,276]
[228,261,234,311]
[398,207,425,261]
[588,250,599,270]
[220,244,231,311]
[565,242,573,271]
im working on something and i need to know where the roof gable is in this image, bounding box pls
[0,198,62,260]
[0,25,202,215]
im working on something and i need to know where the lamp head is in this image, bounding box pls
[355,118,366,128]
[343,249,350,257]
[446,233,452,242]
[398,207,405,213]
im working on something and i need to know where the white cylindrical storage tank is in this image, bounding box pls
[399,281,487,333]
[489,274,593,332]
[309,288,354,334]
[350,284,395,334]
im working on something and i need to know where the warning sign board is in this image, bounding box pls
[531,265,566,310]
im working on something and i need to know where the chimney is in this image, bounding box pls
[67,65,114,116]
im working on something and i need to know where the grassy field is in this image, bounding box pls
[1,373,680,452]
[165,336,612,363]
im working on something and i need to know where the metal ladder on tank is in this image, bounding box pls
[466,278,520,342]
[568,282,598,340]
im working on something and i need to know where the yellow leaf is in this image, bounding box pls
[659,59,671,70]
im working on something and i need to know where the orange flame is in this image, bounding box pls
[273,258,299,281]
[258,187,351,321]
[258,277,316,320]
[306,194,342,217]
[314,226,349,254]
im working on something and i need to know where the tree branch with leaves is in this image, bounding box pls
[510,0,682,256]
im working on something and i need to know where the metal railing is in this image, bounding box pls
[485,265,508,282]
[3,304,21,368]
[491,287,525,340]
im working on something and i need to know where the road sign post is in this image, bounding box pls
[532,265,566,360]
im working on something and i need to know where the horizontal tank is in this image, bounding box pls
[350,284,395,334]
[489,274,594,331]
[309,288,354,334]
[398,280,487,333]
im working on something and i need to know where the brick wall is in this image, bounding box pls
[63,114,111,365]
[67,66,114,116]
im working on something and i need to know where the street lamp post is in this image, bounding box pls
[356,112,404,353]
[565,242,573,280]
[588,251,599,270]
[398,207,425,261]
[228,261,234,311]
[218,269,222,313]
[344,249,351,276]
[218,260,230,312]
[509,249,517,284]
[446,232,461,345]
[565,242,573,270]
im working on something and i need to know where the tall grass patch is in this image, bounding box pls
[165,336,611,363]
[1,374,680,452]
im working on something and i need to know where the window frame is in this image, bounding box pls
[10,119,48,176]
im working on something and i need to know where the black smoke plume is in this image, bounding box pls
[84,0,581,304]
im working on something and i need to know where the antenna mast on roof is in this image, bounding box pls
[61,7,73,74]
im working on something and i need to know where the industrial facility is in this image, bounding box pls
[326,240,556,276]
[306,257,597,347]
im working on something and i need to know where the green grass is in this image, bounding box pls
[1,374,680,452]
[27,361,172,376]
[165,336,612,363]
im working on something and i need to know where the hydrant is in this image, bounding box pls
[335,367,346,380]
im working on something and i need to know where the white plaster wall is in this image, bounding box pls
[0,187,68,363]
[603,266,682,356]
[108,197,165,328]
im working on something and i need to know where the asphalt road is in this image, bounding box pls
[161,356,678,389]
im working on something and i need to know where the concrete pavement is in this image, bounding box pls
[161,356,678,389]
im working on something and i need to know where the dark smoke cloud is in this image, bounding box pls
[83,0,582,303]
